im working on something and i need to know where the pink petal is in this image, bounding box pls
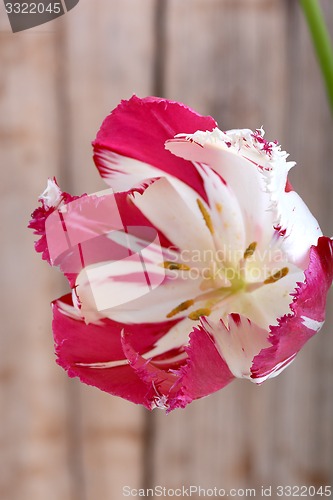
[272,189,322,269]
[251,236,333,382]
[53,294,182,409]
[30,184,175,289]
[200,314,271,379]
[54,295,234,411]
[45,191,124,280]
[121,322,235,412]
[121,332,182,411]
[172,324,234,409]
[93,95,217,198]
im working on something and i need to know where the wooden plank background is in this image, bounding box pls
[0,0,332,499]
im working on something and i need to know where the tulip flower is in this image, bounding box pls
[29,96,333,411]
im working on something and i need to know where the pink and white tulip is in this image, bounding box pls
[29,96,333,411]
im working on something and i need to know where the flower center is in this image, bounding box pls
[164,241,289,321]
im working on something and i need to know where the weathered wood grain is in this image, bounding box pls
[56,2,156,499]
[0,9,72,500]
[151,0,333,493]
[0,1,156,499]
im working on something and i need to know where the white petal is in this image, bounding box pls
[252,354,296,384]
[166,128,322,268]
[233,267,303,329]
[208,261,304,331]
[166,131,273,246]
[95,150,167,192]
[203,315,271,380]
[40,178,62,208]
[272,190,322,268]
[301,316,324,332]
[193,162,246,266]
[76,255,204,325]
[144,317,195,358]
[106,228,177,264]
[132,177,215,254]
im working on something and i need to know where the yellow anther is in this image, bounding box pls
[264,267,289,284]
[243,242,257,259]
[215,202,223,213]
[188,308,212,321]
[166,300,194,319]
[197,198,214,235]
[162,261,191,271]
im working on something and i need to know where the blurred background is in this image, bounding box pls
[1,0,333,499]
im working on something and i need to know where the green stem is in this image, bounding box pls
[300,0,333,116]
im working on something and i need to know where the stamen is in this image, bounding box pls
[243,242,257,259]
[215,202,223,213]
[188,308,212,321]
[197,198,214,234]
[264,267,289,284]
[161,261,191,271]
[166,300,194,318]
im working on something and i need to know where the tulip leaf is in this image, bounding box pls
[300,0,333,116]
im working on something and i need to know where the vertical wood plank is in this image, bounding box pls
[0,10,72,500]
[55,1,157,498]
[151,0,333,492]
[275,0,333,487]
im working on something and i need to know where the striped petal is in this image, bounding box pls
[172,324,235,409]
[251,237,333,382]
[166,128,322,268]
[53,294,183,409]
[93,95,217,198]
